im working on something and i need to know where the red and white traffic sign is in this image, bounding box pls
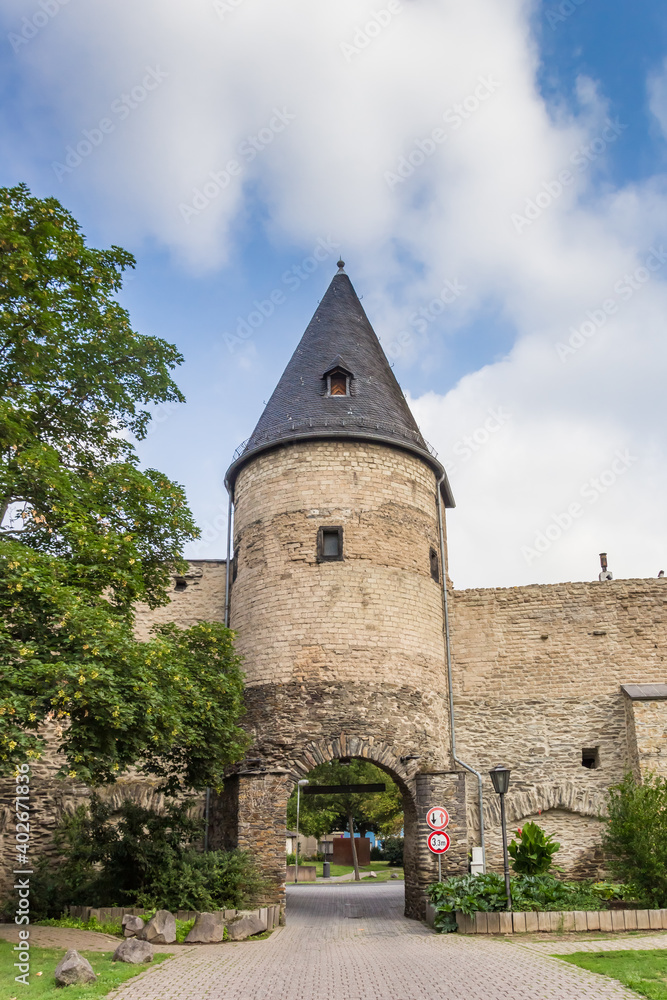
[426,806,449,830]
[427,830,451,854]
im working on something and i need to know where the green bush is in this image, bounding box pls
[382,837,404,866]
[36,913,199,943]
[37,915,123,936]
[24,795,267,919]
[508,821,560,874]
[286,852,296,866]
[427,873,606,931]
[370,846,384,861]
[603,772,667,908]
[134,848,267,912]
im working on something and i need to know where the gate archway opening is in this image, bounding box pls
[285,757,407,892]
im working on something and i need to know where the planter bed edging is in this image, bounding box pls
[424,902,667,934]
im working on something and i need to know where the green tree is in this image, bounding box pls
[287,760,403,880]
[602,772,667,907]
[0,185,249,786]
[0,183,192,610]
[27,795,267,916]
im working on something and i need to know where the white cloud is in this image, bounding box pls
[4,0,667,586]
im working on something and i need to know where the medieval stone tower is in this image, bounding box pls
[2,264,665,911]
[210,262,467,917]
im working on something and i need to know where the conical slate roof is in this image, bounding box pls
[226,266,454,506]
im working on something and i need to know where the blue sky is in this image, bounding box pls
[1,0,666,587]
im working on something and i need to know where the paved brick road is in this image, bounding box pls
[108,884,644,1000]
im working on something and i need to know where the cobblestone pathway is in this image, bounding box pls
[529,931,667,954]
[108,884,644,1000]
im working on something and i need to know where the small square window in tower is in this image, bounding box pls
[582,747,600,769]
[317,526,343,561]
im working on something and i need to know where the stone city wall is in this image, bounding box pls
[625,697,667,779]
[451,578,667,876]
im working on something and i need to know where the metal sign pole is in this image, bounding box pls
[438,854,441,882]
[295,782,300,885]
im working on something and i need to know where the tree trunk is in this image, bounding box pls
[348,812,360,881]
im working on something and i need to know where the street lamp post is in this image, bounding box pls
[489,765,512,910]
[294,779,309,884]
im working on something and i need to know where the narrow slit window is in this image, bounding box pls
[318,526,343,561]
[174,577,188,592]
[429,547,439,583]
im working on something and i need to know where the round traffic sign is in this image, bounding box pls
[428,830,451,854]
[426,806,449,830]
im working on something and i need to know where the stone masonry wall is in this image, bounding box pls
[451,578,667,876]
[226,440,460,915]
[625,698,667,779]
[4,487,666,904]
[231,440,449,701]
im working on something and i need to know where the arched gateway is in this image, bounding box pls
[208,263,468,918]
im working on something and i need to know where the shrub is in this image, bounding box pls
[25,795,267,918]
[134,848,267,912]
[603,772,667,907]
[36,915,123,936]
[286,853,296,866]
[508,821,560,875]
[382,837,404,866]
[370,846,384,861]
[427,872,605,931]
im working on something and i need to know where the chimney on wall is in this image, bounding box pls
[599,553,613,582]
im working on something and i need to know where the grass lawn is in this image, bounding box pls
[559,948,667,999]
[0,939,171,1000]
[292,860,403,882]
[310,860,392,876]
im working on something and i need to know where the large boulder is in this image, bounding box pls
[227,909,268,941]
[54,949,97,986]
[137,909,176,944]
[113,938,154,964]
[122,914,145,938]
[185,911,226,944]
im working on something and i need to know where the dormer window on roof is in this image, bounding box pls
[322,358,353,398]
[330,373,347,395]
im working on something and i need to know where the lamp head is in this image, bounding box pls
[297,779,309,786]
[489,765,511,795]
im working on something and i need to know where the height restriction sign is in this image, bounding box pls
[426,807,449,830]
[428,830,451,854]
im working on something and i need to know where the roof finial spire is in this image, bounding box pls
[337,259,346,273]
